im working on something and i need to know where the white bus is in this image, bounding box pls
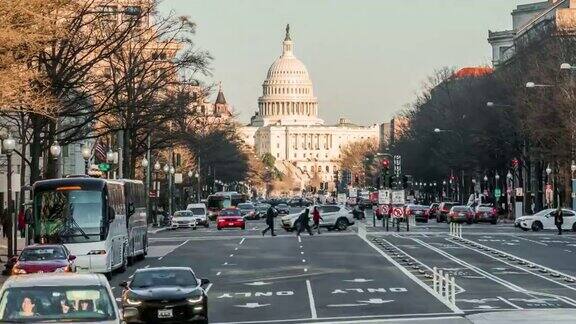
[31,177,142,279]
[117,179,148,265]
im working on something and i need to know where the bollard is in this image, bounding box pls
[438,269,444,295]
[450,276,456,305]
[449,223,453,236]
[443,273,450,298]
[433,267,438,293]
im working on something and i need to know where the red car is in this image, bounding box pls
[404,204,430,223]
[217,208,246,230]
[11,244,76,275]
[475,205,499,224]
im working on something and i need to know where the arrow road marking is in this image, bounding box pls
[357,298,394,304]
[245,281,272,286]
[235,302,270,309]
[344,278,374,283]
[327,303,366,307]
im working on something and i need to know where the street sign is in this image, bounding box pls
[393,155,402,177]
[378,190,391,205]
[174,173,183,184]
[381,205,390,215]
[494,188,501,198]
[98,163,110,172]
[149,190,158,198]
[392,207,404,218]
[391,190,405,204]
[349,188,357,198]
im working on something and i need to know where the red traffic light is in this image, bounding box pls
[382,159,390,168]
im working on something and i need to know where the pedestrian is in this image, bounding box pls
[296,208,313,236]
[17,209,25,239]
[1,207,8,239]
[554,206,563,235]
[312,206,322,234]
[262,206,277,236]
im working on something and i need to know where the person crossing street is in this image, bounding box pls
[296,208,313,236]
[262,205,277,236]
[554,206,563,235]
[312,206,323,234]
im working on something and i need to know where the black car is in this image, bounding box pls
[288,197,312,207]
[276,203,290,215]
[121,267,210,323]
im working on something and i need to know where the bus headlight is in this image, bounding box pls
[87,250,107,255]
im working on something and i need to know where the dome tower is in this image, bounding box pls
[258,25,323,126]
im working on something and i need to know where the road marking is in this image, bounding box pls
[299,245,303,249]
[300,251,304,255]
[210,313,463,324]
[496,296,523,309]
[302,259,306,263]
[230,254,234,257]
[223,262,228,265]
[344,278,374,283]
[158,239,189,260]
[234,302,270,309]
[245,281,272,286]
[235,247,239,251]
[298,236,302,243]
[205,283,213,293]
[358,298,394,304]
[216,272,221,276]
[512,235,548,246]
[362,236,464,314]
[564,249,572,253]
[306,280,317,319]
[239,237,246,245]
[304,268,308,272]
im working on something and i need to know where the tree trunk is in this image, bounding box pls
[29,115,44,183]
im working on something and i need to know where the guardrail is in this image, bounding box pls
[432,266,456,307]
[449,222,462,238]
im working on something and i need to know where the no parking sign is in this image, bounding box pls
[392,207,404,218]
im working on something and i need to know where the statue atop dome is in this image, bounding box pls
[285,24,291,41]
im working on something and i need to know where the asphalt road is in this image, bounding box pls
[105,213,576,323]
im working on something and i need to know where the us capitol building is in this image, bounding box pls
[240,25,381,190]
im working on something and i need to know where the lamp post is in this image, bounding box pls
[187,170,193,203]
[153,161,161,226]
[3,134,16,257]
[572,161,576,210]
[169,166,175,216]
[50,141,62,178]
[546,164,552,208]
[195,173,200,202]
[106,150,115,179]
[81,144,91,175]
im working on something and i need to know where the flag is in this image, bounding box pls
[95,140,107,163]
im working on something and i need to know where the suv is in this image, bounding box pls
[281,205,355,231]
[437,202,458,223]
[187,203,209,227]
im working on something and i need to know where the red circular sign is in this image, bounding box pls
[392,207,404,218]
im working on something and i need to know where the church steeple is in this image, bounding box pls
[215,82,227,105]
[282,24,294,57]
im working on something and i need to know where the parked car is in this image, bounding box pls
[121,267,209,324]
[187,203,209,227]
[276,203,290,215]
[281,205,355,231]
[0,273,120,323]
[170,210,197,230]
[437,202,459,223]
[474,204,498,224]
[517,208,576,232]
[404,204,430,223]
[238,202,259,220]
[11,244,76,275]
[255,203,272,217]
[428,203,440,219]
[288,197,312,207]
[357,198,374,210]
[217,208,246,230]
[448,206,474,224]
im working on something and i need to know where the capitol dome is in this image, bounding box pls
[258,25,322,126]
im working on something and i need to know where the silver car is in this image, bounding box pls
[0,273,120,323]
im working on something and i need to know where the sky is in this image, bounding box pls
[159,0,535,125]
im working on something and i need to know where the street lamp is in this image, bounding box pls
[561,63,576,70]
[163,164,169,173]
[187,170,193,178]
[141,157,149,168]
[546,164,552,176]
[154,161,161,171]
[495,173,500,181]
[483,175,488,182]
[571,161,576,174]
[106,150,115,163]
[507,171,513,180]
[2,134,16,257]
[169,166,175,175]
[81,144,91,174]
[50,141,61,158]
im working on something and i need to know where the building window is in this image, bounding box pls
[276,153,279,158]
[326,165,330,172]
[277,143,280,148]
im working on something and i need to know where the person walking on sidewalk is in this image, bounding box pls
[296,208,313,236]
[262,206,277,236]
[554,206,563,235]
[312,206,323,234]
[17,209,25,239]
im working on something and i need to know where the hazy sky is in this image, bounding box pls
[159,0,534,125]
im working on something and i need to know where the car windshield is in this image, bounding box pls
[452,207,470,212]
[188,208,206,216]
[277,204,287,208]
[19,248,66,262]
[173,211,194,218]
[219,209,240,217]
[0,286,116,321]
[131,269,197,288]
[477,206,493,212]
[34,190,104,243]
[238,204,254,210]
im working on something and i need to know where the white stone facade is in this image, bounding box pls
[240,26,380,189]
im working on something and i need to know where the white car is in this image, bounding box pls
[0,273,121,323]
[281,205,355,231]
[518,208,576,232]
[187,203,209,227]
[170,210,198,230]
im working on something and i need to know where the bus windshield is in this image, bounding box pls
[207,196,230,209]
[34,190,105,243]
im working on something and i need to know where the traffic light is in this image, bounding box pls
[382,159,390,169]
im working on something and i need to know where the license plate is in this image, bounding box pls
[459,213,465,217]
[228,222,235,226]
[415,211,422,215]
[158,309,173,318]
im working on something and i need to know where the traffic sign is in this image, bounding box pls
[392,207,404,218]
[349,188,357,198]
[391,190,405,204]
[98,163,110,172]
[149,190,158,198]
[381,205,390,215]
[378,190,391,205]
[494,188,501,198]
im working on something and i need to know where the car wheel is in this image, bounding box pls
[205,223,209,228]
[241,225,246,230]
[436,216,442,223]
[532,221,543,232]
[335,218,348,231]
[466,219,473,225]
[520,226,529,231]
[490,219,498,225]
[217,227,222,231]
[572,223,576,232]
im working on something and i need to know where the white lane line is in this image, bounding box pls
[223,262,228,266]
[158,239,189,260]
[239,237,246,245]
[513,235,548,246]
[216,272,221,276]
[564,249,572,253]
[497,296,523,309]
[210,313,461,324]
[299,245,303,249]
[300,251,304,255]
[362,236,463,314]
[298,236,302,243]
[235,247,239,251]
[205,283,213,293]
[302,259,306,263]
[306,280,318,319]
[230,254,234,257]
[304,268,308,272]
[144,265,150,269]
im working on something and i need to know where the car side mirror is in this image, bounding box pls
[68,255,76,261]
[108,206,116,222]
[119,281,129,289]
[200,278,210,286]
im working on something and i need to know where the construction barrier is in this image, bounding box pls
[449,222,462,238]
[432,266,456,307]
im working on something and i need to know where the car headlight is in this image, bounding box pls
[187,295,204,304]
[125,297,142,306]
[54,266,70,273]
[11,266,26,275]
